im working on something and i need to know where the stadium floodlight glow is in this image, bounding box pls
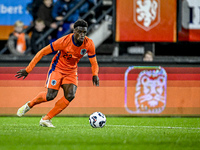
[124,66,167,114]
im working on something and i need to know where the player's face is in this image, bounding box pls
[74,26,87,44]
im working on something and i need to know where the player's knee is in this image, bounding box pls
[65,93,75,102]
[46,93,57,101]
[46,89,58,101]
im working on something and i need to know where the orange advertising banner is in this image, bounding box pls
[0,26,14,40]
[0,67,200,116]
[0,26,30,40]
[116,0,177,42]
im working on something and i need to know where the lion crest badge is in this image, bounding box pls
[80,49,87,55]
[135,69,167,113]
[134,0,160,31]
[125,67,167,114]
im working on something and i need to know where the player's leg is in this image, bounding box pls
[38,88,60,127]
[29,70,61,107]
[40,84,77,127]
[17,92,47,117]
[17,70,61,117]
[62,84,77,102]
[42,84,77,120]
[40,73,77,127]
[30,88,59,107]
[17,89,58,117]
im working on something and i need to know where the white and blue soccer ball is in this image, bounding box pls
[89,112,106,128]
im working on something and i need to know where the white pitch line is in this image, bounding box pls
[3,124,200,130]
[106,125,200,130]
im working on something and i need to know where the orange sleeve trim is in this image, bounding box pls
[89,56,99,76]
[25,45,52,73]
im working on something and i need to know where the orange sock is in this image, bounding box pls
[46,96,70,119]
[29,92,47,108]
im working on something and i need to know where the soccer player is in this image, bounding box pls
[15,19,99,128]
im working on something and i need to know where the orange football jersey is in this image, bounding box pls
[26,33,97,74]
[50,33,96,74]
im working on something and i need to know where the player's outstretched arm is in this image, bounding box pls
[15,45,53,80]
[15,69,28,80]
[25,45,53,73]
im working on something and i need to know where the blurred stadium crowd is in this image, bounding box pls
[0,0,112,56]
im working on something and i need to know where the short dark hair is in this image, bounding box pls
[74,19,88,28]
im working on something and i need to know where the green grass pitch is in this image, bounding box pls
[0,117,200,150]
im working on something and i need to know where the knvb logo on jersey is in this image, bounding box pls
[182,0,200,29]
[80,49,87,55]
[134,0,160,31]
[51,80,57,86]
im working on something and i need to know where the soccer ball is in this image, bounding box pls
[89,112,106,128]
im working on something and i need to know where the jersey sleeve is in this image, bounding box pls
[87,39,96,58]
[25,45,52,73]
[87,39,99,76]
[51,35,68,51]
[26,36,69,73]
[89,56,99,76]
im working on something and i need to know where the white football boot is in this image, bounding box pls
[17,101,31,117]
[39,117,55,128]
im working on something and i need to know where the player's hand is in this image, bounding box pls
[15,69,28,80]
[92,75,99,86]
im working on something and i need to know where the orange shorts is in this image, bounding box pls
[45,71,78,90]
